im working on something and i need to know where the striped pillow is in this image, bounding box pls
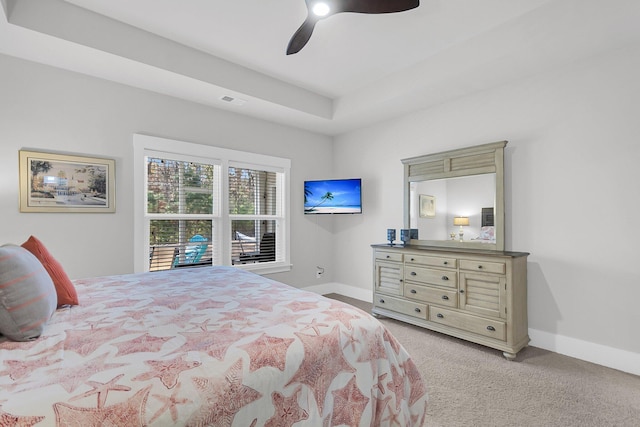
[0,245,57,341]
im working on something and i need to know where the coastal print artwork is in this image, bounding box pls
[19,150,115,212]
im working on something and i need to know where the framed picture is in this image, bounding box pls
[19,150,115,213]
[419,194,436,218]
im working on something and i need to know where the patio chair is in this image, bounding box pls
[237,232,275,264]
[173,234,209,268]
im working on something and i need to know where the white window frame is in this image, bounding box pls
[133,134,291,275]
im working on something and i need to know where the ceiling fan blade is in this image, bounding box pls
[287,17,318,55]
[286,0,419,54]
[337,0,419,14]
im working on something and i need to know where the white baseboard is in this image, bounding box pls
[303,282,640,377]
[529,328,640,376]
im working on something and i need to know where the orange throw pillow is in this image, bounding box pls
[21,235,79,306]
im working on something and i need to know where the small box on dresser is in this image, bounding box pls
[372,244,529,359]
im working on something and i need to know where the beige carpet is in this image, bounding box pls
[325,294,640,427]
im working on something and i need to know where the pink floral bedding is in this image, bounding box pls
[0,266,427,426]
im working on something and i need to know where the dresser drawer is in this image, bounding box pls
[460,259,505,275]
[404,283,458,308]
[374,294,427,320]
[405,266,457,288]
[405,254,457,269]
[429,307,506,341]
[375,250,403,263]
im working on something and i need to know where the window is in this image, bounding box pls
[134,134,290,274]
[229,165,283,265]
[146,156,219,270]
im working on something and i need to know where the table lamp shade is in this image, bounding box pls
[453,217,469,226]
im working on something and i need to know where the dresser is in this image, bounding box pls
[372,244,529,359]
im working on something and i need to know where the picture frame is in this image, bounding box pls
[419,194,436,218]
[19,150,116,213]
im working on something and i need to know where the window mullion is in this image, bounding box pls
[229,214,282,220]
[178,163,186,262]
[220,159,231,266]
[145,214,216,220]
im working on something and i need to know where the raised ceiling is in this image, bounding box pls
[2,0,640,135]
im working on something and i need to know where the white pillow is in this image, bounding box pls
[0,245,57,341]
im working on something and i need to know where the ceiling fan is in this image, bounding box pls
[287,0,420,55]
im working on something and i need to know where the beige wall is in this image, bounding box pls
[0,54,334,287]
[332,44,640,362]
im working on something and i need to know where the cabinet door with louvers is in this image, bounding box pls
[458,271,507,319]
[374,250,404,296]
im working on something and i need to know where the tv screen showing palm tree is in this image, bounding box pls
[304,178,362,214]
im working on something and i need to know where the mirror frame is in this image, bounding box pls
[402,141,507,251]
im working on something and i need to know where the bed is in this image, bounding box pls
[1,264,427,426]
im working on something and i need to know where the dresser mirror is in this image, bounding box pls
[402,141,506,251]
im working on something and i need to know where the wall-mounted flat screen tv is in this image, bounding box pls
[304,178,362,214]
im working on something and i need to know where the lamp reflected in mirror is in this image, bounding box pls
[453,216,469,241]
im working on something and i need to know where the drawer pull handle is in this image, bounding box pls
[379,299,385,304]
[410,258,415,261]
[441,276,449,281]
[436,313,444,318]
[410,271,417,276]
[486,326,496,331]
[478,265,483,269]
[386,255,390,259]
[443,261,448,265]
[459,289,465,294]
[441,295,449,300]
[410,289,417,294]
[414,308,421,313]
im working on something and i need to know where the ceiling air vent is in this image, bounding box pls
[219,95,247,106]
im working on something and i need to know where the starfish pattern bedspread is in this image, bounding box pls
[0,266,427,426]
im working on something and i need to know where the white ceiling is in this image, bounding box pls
[2,0,640,135]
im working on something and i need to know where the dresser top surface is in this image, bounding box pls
[371,244,529,258]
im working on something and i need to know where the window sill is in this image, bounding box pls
[234,262,292,275]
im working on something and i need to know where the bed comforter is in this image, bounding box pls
[0,266,427,426]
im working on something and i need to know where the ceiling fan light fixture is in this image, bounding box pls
[312,2,331,17]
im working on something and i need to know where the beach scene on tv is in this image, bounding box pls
[304,178,362,214]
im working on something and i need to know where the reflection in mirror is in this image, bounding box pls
[409,174,496,243]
